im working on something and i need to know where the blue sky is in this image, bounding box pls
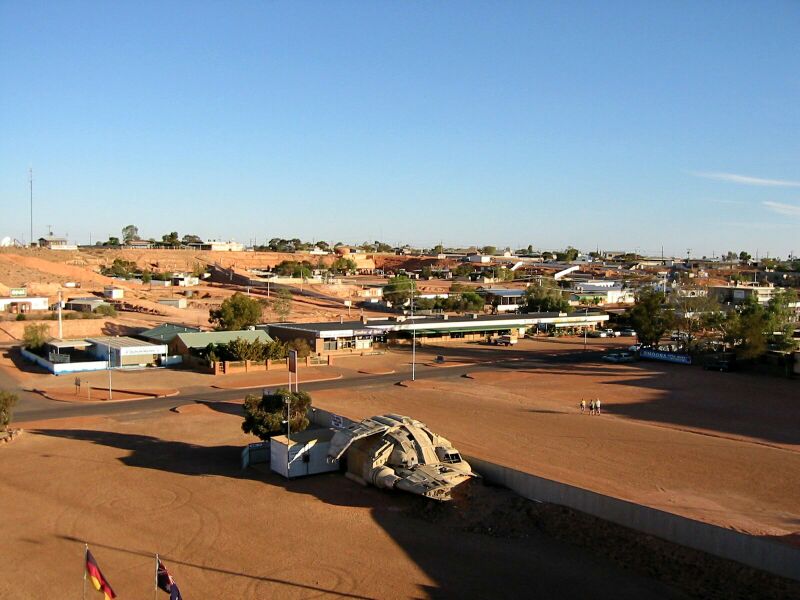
[1,1,798,257]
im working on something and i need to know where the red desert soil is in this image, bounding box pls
[312,360,800,541]
[0,410,688,599]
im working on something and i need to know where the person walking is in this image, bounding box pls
[589,399,595,415]
[595,398,601,415]
[580,399,586,413]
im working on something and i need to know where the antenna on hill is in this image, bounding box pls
[29,167,33,246]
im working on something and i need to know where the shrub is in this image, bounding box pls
[15,313,26,321]
[0,391,18,429]
[23,323,50,350]
[242,389,311,440]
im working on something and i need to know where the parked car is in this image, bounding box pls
[604,328,621,337]
[588,330,607,338]
[670,331,689,341]
[603,352,636,363]
[619,328,637,337]
[491,334,517,346]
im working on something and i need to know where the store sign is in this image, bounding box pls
[640,349,692,365]
[10,288,27,297]
[288,350,298,373]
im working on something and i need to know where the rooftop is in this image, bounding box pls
[175,329,273,349]
[85,336,163,349]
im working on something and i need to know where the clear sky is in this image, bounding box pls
[1,1,798,257]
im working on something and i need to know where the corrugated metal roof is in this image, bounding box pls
[175,329,273,348]
[86,336,162,349]
[140,323,202,342]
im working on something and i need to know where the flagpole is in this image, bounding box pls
[154,553,159,600]
[83,544,88,600]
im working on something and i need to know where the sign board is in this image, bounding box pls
[10,288,27,297]
[640,349,692,365]
[48,352,71,363]
[288,350,298,373]
[330,414,344,429]
[344,300,352,307]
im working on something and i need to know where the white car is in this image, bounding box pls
[603,352,636,363]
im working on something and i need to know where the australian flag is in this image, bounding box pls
[157,558,183,600]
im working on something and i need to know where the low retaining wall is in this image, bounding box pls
[468,456,800,582]
[20,348,108,375]
[308,406,799,582]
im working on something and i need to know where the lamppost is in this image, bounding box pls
[106,339,113,401]
[411,280,417,381]
[584,307,589,351]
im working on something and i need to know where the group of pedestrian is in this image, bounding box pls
[579,398,601,415]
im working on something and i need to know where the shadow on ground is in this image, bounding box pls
[33,427,685,599]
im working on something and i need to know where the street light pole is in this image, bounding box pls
[411,281,416,381]
[107,339,113,401]
[584,307,588,351]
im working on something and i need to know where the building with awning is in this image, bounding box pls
[265,311,609,353]
[85,336,168,367]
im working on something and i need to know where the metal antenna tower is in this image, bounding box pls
[29,168,33,246]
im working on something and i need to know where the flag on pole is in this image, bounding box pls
[85,548,116,600]
[157,558,183,600]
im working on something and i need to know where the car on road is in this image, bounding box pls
[588,330,607,338]
[619,328,637,337]
[602,352,636,363]
[490,334,517,346]
[604,329,621,337]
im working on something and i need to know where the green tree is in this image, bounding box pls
[383,275,414,306]
[629,289,674,347]
[331,257,356,274]
[209,292,263,330]
[0,391,18,430]
[524,282,571,313]
[182,233,203,245]
[141,271,152,284]
[105,236,120,246]
[432,244,444,255]
[739,251,752,263]
[272,288,292,322]
[481,245,497,256]
[95,304,117,317]
[121,224,139,244]
[242,388,312,440]
[23,323,51,351]
[161,231,180,247]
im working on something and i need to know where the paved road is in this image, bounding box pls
[11,348,606,423]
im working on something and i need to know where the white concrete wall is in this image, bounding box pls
[467,456,800,582]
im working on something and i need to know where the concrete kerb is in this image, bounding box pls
[33,387,180,403]
[211,373,343,391]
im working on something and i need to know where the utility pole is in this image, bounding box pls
[57,290,63,339]
[29,168,33,246]
[107,340,113,401]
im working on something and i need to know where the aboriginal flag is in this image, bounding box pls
[157,558,183,600]
[85,549,116,600]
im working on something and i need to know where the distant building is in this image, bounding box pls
[479,288,527,313]
[124,239,154,249]
[0,295,49,313]
[708,282,778,307]
[103,286,124,300]
[85,336,168,367]
[138,323,202,344]
[64,297,112,313]
[187,240,244,252]
[171,329,273,357]
[38,236,77,250]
